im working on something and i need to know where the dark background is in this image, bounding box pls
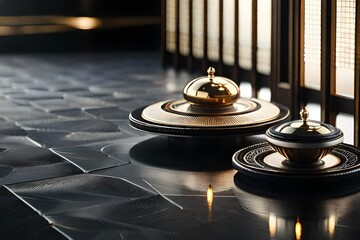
[0,0,161,53]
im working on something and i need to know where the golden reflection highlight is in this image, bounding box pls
[0,25,69,36]
[207,184,214,207]
[0,16,160,36]
[268,213,277,238]
[66,17,101,30]
[207,184,214,221]
[295,217,302,240]
[328,215,336,237]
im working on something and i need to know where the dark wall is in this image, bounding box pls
[0,0,161,53]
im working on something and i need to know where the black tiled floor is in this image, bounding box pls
[0,51,359,239]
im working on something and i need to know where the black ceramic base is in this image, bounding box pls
[129,102,289,137]
[232,142,360,185]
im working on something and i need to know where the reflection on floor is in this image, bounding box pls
[0,52,360,239]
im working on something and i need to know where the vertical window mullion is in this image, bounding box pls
[192,0,205,60]
[161,0,166,64]
[175,0,180,69]
[179,0,190,57]
[204,0,208,66]
[207,0,220,62]
[222,0,236,67]
[188,0,193,71]
[320,0,335,124]
[257,0,272,76]
[234,0,239,82]
[355,0,360,146]
[219,0,224,74]
[251,0,258,97]
[238,0,253,71]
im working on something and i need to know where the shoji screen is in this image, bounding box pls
[161,0,360,145]
[162,0,272,86]
[300,0,359,144]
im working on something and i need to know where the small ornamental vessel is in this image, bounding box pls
[232,108,360,184]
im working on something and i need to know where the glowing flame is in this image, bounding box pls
[268,213,277,237]
[295,217,302,240]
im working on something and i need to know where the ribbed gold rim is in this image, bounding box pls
[141,98,281,127]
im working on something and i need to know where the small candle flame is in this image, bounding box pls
[295,217,302,240]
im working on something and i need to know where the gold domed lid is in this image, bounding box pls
[275,108,333,136]
[183,67,240,107]
[266,107,343,147]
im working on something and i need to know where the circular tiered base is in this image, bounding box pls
[129,98,289,137]
[232,142,360,184]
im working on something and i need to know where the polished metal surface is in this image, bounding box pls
[0,52,360,240]
[266,107,344,165]
[141,98,280,127]
[268,107,343,140]
[232,142,360,180]
[183,67,240,106]
[130,102,289,136]
[233,176,360,240]
[167,98,258,116]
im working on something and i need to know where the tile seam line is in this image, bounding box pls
[3,185,72,239]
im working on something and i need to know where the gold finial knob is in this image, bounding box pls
[300,107,309,123]
[207,67,215,79]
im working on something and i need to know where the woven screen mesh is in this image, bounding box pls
[166,0,176,53]
[180,0,190,56]
[335,0,356,98]
[304,0,321,89]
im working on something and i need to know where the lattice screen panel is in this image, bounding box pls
[335,0,356,98]
[304,0,321,90]
[162,0,360,144]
